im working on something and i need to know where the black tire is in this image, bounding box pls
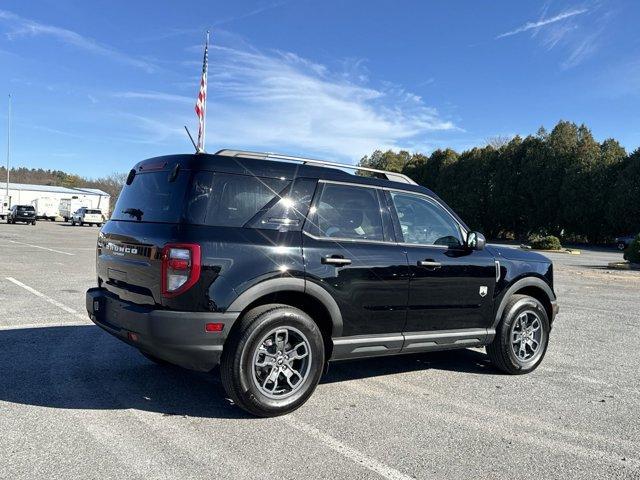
[31,221,36,226]
[140,350,174,367]
[487,294,550,374]
[220,304,325,417]
[80,221,84,226]
[71,219,75,226]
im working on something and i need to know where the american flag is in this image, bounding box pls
[195,31,209,152]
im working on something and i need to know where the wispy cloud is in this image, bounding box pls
[118,41,456,159]
[495,4,616,69]
[203,44,455,159]
[496,8,588,39]
[0,9,156,72]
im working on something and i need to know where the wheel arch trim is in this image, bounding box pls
[227,278,344,337]
[493,276,556,329]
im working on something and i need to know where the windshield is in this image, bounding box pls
[111,170,190,223]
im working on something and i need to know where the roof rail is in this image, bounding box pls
[214,149,417,185]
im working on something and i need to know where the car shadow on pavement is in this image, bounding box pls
[0,325,498,419]
[0,325,251,420]
[322,348,497,385]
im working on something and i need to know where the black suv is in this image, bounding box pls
[7,205,36,225]
[86,150,558,417]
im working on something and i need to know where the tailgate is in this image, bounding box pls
[97,221,181,305]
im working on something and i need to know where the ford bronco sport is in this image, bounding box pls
[86,149,559,417]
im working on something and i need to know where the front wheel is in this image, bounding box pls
[221,304,325,417]
[487,294,550,374]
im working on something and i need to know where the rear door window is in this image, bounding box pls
[185,172,314,230]
[310,183,384,241]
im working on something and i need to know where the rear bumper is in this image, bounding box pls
[86,287,239,371]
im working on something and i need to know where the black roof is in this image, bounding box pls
[134,153,436,197]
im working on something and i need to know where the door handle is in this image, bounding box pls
[322,255,352,266]
[417,259,441,269]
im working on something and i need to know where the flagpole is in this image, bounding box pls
[5,94,10,199]
[202,30,209,152]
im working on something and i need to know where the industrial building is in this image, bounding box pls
[0,182,110,220]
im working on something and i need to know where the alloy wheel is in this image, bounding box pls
[510,310,544,363]
[252,326,312,399]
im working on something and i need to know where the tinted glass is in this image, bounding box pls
[390,192,462,247]
[111,170,190,223]
[17,206,35,212]
[86,209,101,214]
[314,184,383,241]
[245,178,316,230]
[185,172,292,228]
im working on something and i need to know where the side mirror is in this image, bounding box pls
[466,231,486,250]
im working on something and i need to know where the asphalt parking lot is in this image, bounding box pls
[1,221,639,480]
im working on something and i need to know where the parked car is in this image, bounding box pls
[86,150,559,417]
[6,205,36,225]
[615,234,637,250]
[71,207,103,226]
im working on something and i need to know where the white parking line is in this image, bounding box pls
[8,240,75,256]
[282,415,415,480]
[5,277,88,322]
[0,321,91,331]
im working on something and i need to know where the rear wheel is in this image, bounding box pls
[71,219,76,226]
[487,294,550,374]
[221,304,325,417]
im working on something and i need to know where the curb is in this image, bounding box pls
[607,262,640,271]
[520,246,581,255]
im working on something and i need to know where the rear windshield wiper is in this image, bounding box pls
[122,208,144,221]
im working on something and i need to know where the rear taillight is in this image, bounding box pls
[161,243,201,298]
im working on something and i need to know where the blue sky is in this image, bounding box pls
[0,1,638,178]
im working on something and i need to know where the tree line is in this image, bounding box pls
[359,120,640,243]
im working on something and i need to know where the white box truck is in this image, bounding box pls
[0,195,11,220]
[31,197,59,221]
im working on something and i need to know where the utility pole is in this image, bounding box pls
[6,94,10,199]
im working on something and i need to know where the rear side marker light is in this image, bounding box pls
[205,323,224,332]
[128,332,139,342]
[161,243,201,298]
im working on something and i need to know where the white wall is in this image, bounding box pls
[3,187,110,216]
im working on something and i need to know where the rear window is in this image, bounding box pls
[86,209,101,214]
[18,206,35,212]
[112,169,315,228]
[111,170,190,223]
[185,172,315,229]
